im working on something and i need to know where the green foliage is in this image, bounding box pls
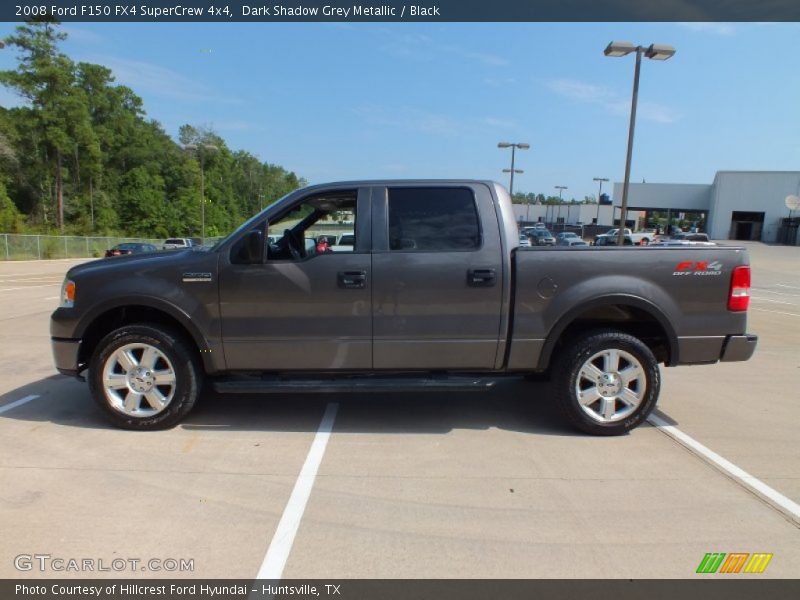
[0,181,24,232]
[0,20,303,238]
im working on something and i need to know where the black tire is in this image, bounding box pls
[88,324,202,430]
[551,329,660,436]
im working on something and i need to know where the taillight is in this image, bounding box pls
[728,265,750,311]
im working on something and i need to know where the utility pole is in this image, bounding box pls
[593,177,609,225]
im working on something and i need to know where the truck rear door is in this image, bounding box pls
[371,184,504,369]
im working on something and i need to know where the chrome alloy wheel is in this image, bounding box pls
[574,349,646,423]
[102,343,177,417]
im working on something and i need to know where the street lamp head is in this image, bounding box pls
[497,142,511,148]
[593,177,609,182]
[503,169,524,174]
[645,43,676,61]
[516,143,530,150]
[604,41,636,57]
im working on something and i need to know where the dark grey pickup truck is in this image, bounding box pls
[51,180,757,435]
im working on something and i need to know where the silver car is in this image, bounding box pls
[162,238,193,250]
[530,229,556,246]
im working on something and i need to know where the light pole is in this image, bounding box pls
[593,177,609,225]
[555,185,567,226]
[498,142,530,219]
[183,142,219,243]
[604,41,675,245]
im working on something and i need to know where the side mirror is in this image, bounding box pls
[232,228,264,264]
[245,229,264,262]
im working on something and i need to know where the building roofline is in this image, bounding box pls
[714,170,800,176]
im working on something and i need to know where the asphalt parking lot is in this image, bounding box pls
[0,242,798,579]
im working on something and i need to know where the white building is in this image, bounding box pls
[612,171,800,242]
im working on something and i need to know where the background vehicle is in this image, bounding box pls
[559,237,589,247]
[593,234,633,246]
[104,243,157,258]
[529,229,556,246]
[518,234,531,248]
[51,180,756,436]
[162,238,194,250]
[331,232,356,252]
[594,228,652,246]
[555,232,583,246]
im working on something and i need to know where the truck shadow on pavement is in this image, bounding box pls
[0,375,659,437]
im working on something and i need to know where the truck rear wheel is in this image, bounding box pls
[552,329,660,435]
[88,324,201,430]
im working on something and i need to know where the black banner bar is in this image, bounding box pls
[2,0,800,23]
[3,580,800,600]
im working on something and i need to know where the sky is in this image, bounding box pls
[1,21,799,201]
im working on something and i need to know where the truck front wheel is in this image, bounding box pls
[88,324,202,430]
[552,329,660,435]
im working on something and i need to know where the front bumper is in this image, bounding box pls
[51,337,81,377]
[720,334,758,362]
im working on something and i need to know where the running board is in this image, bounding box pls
[212,376,497,395]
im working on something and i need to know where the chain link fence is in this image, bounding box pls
[1,234,170,260]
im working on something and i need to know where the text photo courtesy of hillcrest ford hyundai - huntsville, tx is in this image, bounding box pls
[0,1,799,599]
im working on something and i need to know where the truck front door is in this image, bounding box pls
[218,187,372,370]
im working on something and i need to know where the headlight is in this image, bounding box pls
[61,279,76,307]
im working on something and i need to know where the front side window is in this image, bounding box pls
[387,187,480,251]
[266,191,357,261]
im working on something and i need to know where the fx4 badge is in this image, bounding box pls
[673,260,723,276]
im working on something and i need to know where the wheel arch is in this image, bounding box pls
[75,298,216,374]
[537,294,678,370]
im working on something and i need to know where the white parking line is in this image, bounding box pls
[648,413,800,525]
[0,395,41,414]
[256,402,339,580]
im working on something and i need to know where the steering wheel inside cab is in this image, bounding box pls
[275,228,304,260]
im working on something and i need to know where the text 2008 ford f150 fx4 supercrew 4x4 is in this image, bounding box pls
[51,181,757,435]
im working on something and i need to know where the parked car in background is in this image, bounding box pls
[520,224,546,237]
[594,233,633,246]
[560,238,589,247]
[104,243,157,258]
[518,234,531,248]
[594,228,652,246]
[555,232,582,245]
[163,238,194,250]
[331,232,356,252]
[529,229,556,246]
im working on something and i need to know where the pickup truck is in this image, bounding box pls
[594,228,654,246]
[51,180,757,435]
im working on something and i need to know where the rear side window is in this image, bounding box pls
[388,187,480,251]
